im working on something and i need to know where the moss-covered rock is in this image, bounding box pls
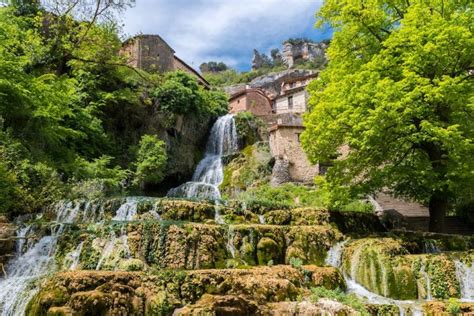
[28,265,344,315]
[342,237,471,300]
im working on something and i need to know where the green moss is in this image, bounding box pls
[257,237,280,265]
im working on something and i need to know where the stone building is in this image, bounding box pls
[228,88,273,117]
[274,74,317,114]
[269,123,320,184]
[121,34,209,88]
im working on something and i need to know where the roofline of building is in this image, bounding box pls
[269,124,305,132]
[122,34,176,54]
[173,55,210,88]
[282,73,318,84]
[228,88,271,103]
[278,86,306,97]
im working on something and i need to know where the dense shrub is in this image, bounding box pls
[134,135,167,186]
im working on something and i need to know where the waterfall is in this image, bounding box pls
[226,225,236,258]
[455,260,474,301]
[167,114,238,201]
[0,202,83,316]
[113,197,138,221]
[96,197,139,270]
[325,240,424,316]
[423,240,440,254]
[67,241,84,270]
[214,206,225,224]
[258,214,266,224]
[325,240,348,268]
[419,262,432,300]
[15,225,32,255]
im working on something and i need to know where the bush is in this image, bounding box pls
[153,71,227,117]
[310,287,369,315]
[134,135,167,186]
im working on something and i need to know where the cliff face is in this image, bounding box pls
[143,112,213,192]
[252,39,328,70]
[282,40,328,68]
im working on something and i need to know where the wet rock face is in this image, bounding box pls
[66,222,340,270]
[27,266,345,315]
[0,216,15,265]
[342,237,474,300]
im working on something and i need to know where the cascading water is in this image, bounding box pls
[455,260,474,301]
[419,262,432,300]
[325,240,425,316]
[324,240,348,268]
[167,114,238,201]
[0,198,145,315]
[0,201,84,316]
[96,197,139,270]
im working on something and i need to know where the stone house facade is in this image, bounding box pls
[269,124,320,183]
[121,34,209,88]
[228,88,273,117]
[274,74,317,114]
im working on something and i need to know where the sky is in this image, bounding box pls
[122,0,332,72]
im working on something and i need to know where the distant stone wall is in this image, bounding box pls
[269,125,319,183]
[121,35,175,73]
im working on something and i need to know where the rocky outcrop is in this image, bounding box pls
[146,112,213,191]
[341,237,474,300]
[26,266,346,315]
[271,158,291,186]
[249,69,317,99]
[0,216,15,266]
[282,39,328,68]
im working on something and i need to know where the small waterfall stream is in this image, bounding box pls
[167,114,238,201]
[0,198,144,315]
[0,201,84,316]
[455,260,474,301]
[325,240,425,316]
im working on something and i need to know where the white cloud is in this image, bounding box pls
[122,0,325,70]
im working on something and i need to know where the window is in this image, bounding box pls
[296,133,301,143]
[288,96,293,109]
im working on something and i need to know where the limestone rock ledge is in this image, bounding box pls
[26,265,345,315]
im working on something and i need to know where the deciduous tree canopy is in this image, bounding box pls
[302,0,474,232]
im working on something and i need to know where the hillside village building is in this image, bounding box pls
[269,123,319,184]
[121,34,210,88]
[228,88,273,117]
[274,74,317,114]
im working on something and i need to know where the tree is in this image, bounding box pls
[301,1,474,232]
[134,135,167,186]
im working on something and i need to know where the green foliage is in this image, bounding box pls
[447,298,461,315]
[289,257,304,269]
[237,182,372,213]
[302,1,474,231]
[199,61,228,73]
[134,135,167,186]
[154,71,227,116]
[310,287,369,315]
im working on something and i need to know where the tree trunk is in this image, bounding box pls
[428,192,447,233]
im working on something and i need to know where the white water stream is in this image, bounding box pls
[167,114,238,201]
[455,260,474,301]
[325,240,425,316]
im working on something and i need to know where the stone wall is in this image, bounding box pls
[229,94,247,114]
[269,125,319,183]
[229,90,273,117]
[122,35,175,73]
[274,89,307,114]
